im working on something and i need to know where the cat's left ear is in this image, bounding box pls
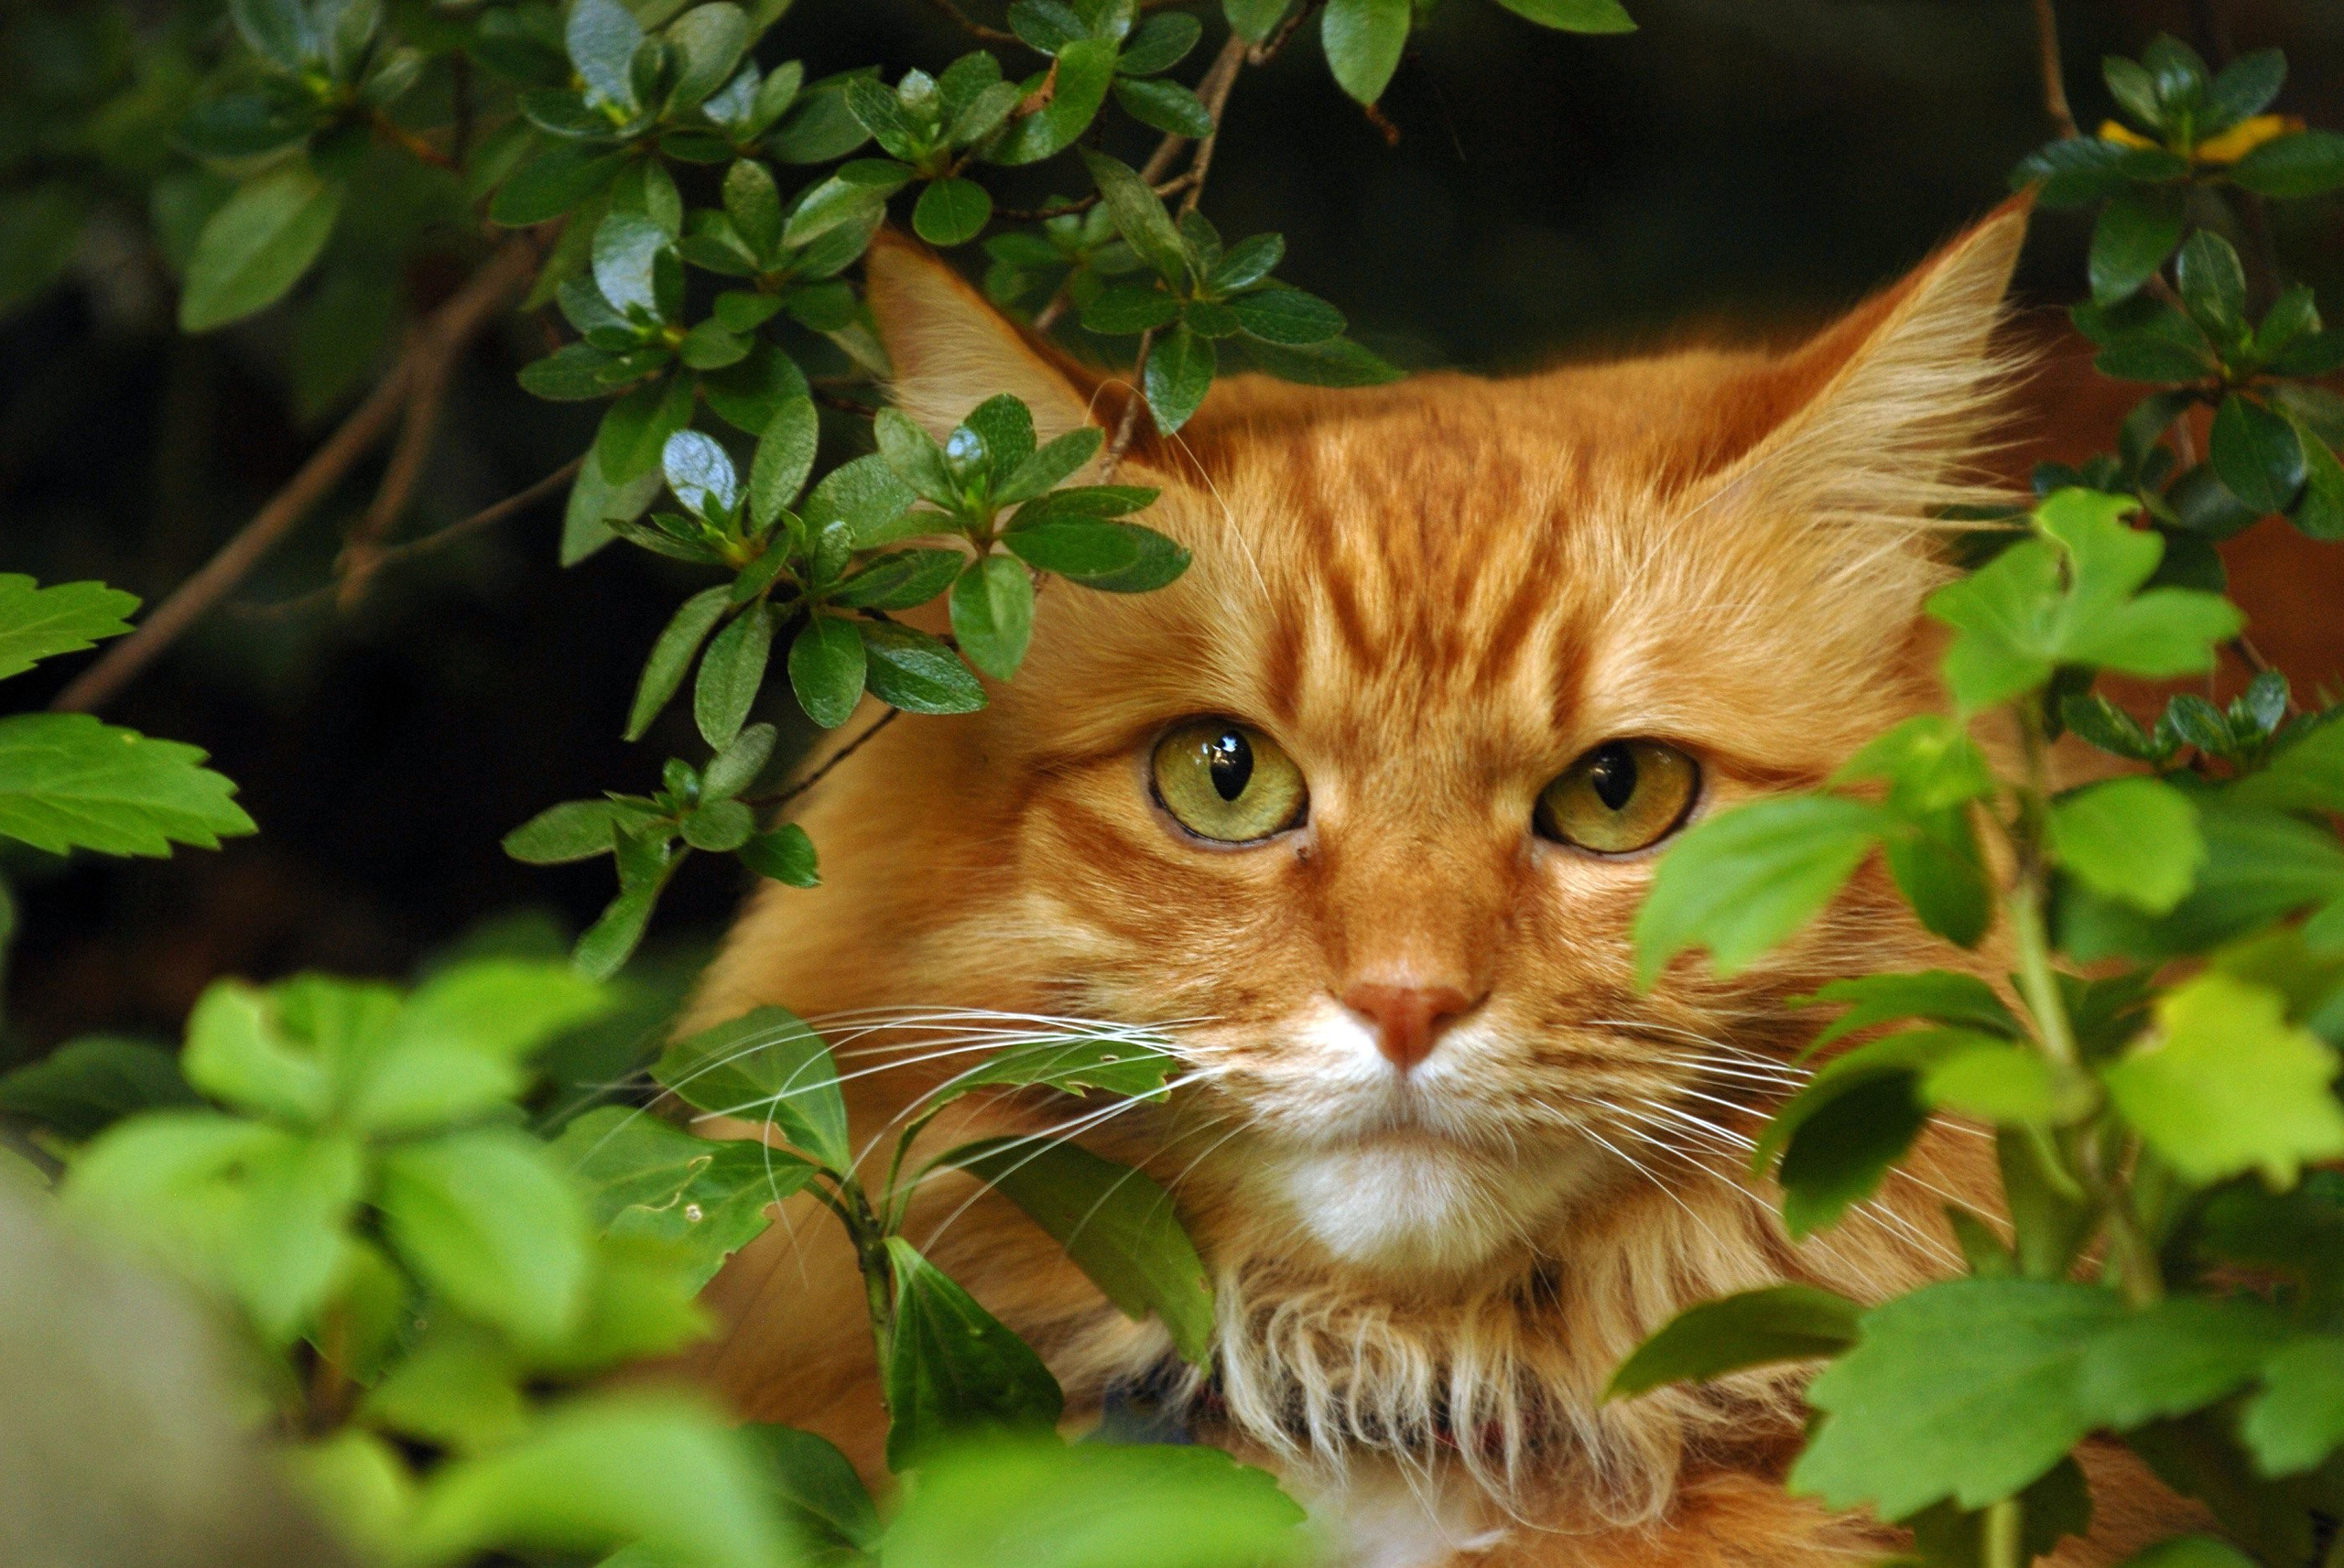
[1700,197,2034,533]
[862,231,1116,444]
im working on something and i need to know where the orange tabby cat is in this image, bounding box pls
[683,204,2198,1564]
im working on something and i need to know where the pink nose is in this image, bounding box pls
[1342,983,1476,1073]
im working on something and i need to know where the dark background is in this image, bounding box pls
[3,0,2339,1058]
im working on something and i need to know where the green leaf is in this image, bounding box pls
[992,38,1118,166]
[2077,1297,2286,1431]
[682,799,754,852]
[1490,0,1635,29]
[626,586,732,741]
[2209,394,2306,515]
[2231,129,2344,199]
[830,548,964,611]
[662,429,741,521]
[1144,326,1215,434]
[740,824,819,887]
[1081,284,1184,336]
[1078,149,1188,285]
[2101,972,2344,1186]
[2176,231,2249,343]
[2059,804,2344,963]
[1604,1284,1861,1400]
[1320,0,1410,103]
[788,613,867,729]
[2239,1336,2344,1476]
[379,1128,591,1345]
[1926,488,2241,710]
[1882,806,1991,948]
[493,145,630,227]
[596,374,696,486]
[1224,0,1291,45]
[1230,287,1345,346]
[1633,794,1881,987]
[782,159,913,248]
[230,0,314,70]
[565,0,644,109]
[884,1237,1064,1468]
[0,576,136,681]
[948,556,1035,681]
[748,395,819,530]
[1798,971,2019,1057]
[550,1106,804,1288]
[563,444,662,567]
[0,712,254,858]
[1918,1043,2066,1126]
[859,620,985,714]
[694,601,776,750]
[702,723,776,803]
[943,1030,1183,1103]
[997,427,1102,506]
[2089,186,2186,306]
[179,166,344,332]
[2048,775,2202,914]
[1792,1279,2127,1519]
[2203,49,2286,132]
[1112,76,1214,138]
[1778,1073,1929,1238]
[663,2,748,112]
[937,1138,1214,1364]
[912,178,993,247]
[884,1436,1308,1568]
[179,978,330,1123]
[2114,1541,2265,1568]
[1004,518,1189,591]
[807,451,918,545]
[0,1036,193,1141]
[874,406,956,504]
[402,1394,792,1568]
[652,1005,850,1171]
[2010,138,2187,206]
[717,1437,871,1567]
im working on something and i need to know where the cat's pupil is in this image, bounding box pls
[1206,730,1253,801]
[1588,743,1637,811]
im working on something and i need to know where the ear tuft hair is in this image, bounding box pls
[863,232,1109,443]
[1707,197,2035,535]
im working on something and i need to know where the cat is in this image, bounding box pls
[682,202,2201,1565]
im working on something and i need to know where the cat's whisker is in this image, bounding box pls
[911,1077,1212,1251]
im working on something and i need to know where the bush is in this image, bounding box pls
[2,3,2343,1566]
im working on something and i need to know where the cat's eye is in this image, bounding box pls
[1151,719,1308,844]
[1536,740,1699,854]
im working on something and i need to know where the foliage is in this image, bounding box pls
[1,961,1303,1567]
[1618,38,2344,1568]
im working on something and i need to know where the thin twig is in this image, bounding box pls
[753,708,902,810]
[1249,2,1318,65]
[1143,33,1247,183]
[1100,32,1253,472]
[1105,326,1157,473]
[242,456,584,619]
[2030,0,2079,138]
[336,325,466,608]
[917,0,1018,44]
[52,242,539,714]
[995,170,1196,222]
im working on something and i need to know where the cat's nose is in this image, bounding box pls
[1341,982,1478,1073]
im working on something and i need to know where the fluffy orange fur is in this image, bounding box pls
[682,205,2199,1564]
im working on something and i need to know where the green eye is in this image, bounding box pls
[1536,740,1699,854]
[1151,719,1308,844]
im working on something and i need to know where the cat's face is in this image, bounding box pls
[824,211,2025,1277]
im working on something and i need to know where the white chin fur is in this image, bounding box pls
[1270,1142,1536,1273]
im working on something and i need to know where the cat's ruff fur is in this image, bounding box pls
[685,204,2195,1564]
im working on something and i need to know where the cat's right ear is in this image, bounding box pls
[863,232,1116,445]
